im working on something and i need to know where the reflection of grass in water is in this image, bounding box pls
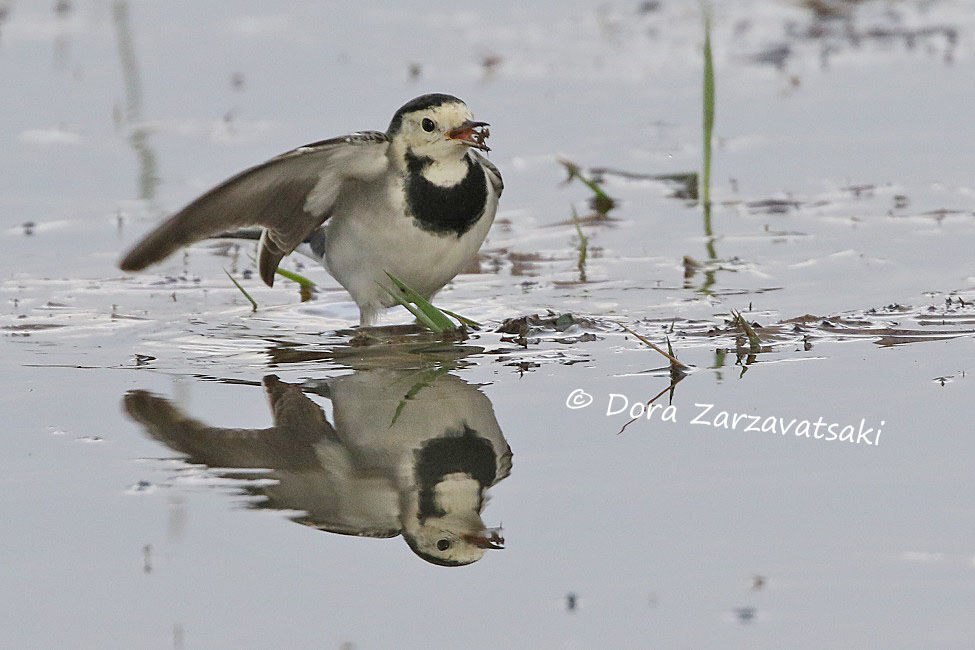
[571,207,589,283]
[711,348,727,381]
[112,1,158,202]
[616,329,688,435]
[617,373,686,435]
[390,365,452,427]
[698,201,717,294]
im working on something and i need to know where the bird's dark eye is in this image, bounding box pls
[421,117,436,132]
[436,539,450,551]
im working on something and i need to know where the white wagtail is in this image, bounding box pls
[124,370,510,567]
[119,94,502,325]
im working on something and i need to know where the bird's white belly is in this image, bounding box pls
[320,187,496,325]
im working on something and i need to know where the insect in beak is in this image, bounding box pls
[462,527,505,549]
[446,121,491,151]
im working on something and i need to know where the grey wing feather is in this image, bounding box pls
[495,444,513,484]
[118,131,390,286]
[122,378,333,471]
[473,151,503,197]
[124,376,401,537]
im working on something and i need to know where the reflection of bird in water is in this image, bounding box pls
[124,369,511,566]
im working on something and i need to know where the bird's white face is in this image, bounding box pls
[392,100,490,162]
[401,474,505,567]
[405,512,505,567]
[413,520,487,566]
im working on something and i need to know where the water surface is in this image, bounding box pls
[2,1,974,648]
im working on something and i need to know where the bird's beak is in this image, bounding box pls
[462,526,505,549]
[446,120,491,151]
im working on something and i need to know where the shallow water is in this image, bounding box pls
[2,1,974,648]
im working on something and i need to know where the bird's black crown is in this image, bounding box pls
[387,93,464,135]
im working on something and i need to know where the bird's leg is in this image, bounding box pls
[358,303,381,327]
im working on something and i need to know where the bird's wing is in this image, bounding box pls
[118,131,390,286]
[125,388,401,534]
[494,442,513,484]
[472,151,503,197]
[122,388,328,471]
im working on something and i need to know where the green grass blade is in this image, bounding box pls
[274,267,316,288]
[558,158,615,215]
[383,271,455,331]
[701,2,715,208]
[223,268,257,312]
[440,308,482,330]
[579,173,613,204]
[731,310,761,349]
[559,158,613,203]
[275,267,316,302]
[376,282,443,332]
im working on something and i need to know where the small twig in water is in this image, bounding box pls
[617,322,689,371]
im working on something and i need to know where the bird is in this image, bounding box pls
[118,93,502,326]
[123,367,512,567]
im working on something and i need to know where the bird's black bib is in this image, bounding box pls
[405,152,488,237]
[414,425,497,520]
